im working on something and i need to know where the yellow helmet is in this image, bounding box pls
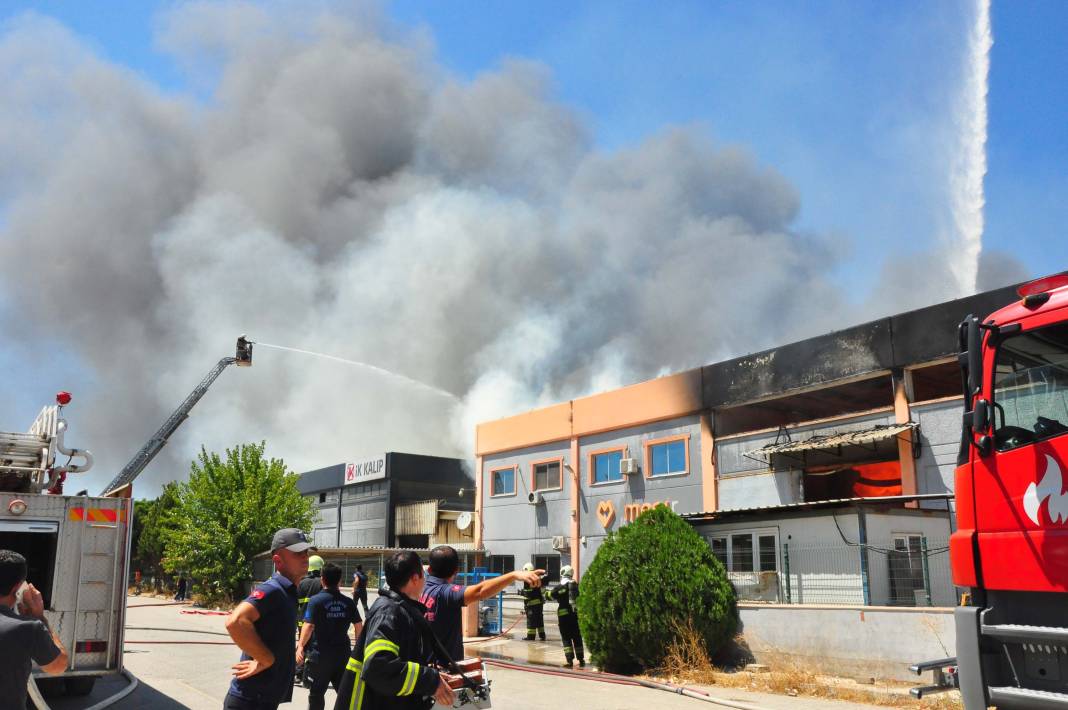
[522,563,534,572]
[308,555,324,572]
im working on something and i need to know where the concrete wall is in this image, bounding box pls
[912,397,963,512]
[578,415,705,567]
[482,441,574,570]
[737,604,956,682]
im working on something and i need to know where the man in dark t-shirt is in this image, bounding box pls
[0,549,67,710]
[420,545,544,662]
[224,528,313,710]
[298,563,361,710]
[350,564,369,616]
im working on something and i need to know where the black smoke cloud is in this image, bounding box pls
[0,3,984,495]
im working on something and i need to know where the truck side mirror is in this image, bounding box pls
[966,316,982,397]
[973,399,989,432]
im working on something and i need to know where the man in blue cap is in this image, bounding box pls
[223,528,313,710]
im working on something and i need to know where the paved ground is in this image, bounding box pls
[34,595,889,710]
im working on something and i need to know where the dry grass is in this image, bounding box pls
[653,623,961,709]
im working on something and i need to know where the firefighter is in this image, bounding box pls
[519,562,546,641]
[547,565,584,668]
[332,551,453,710]
[295,554,324,683]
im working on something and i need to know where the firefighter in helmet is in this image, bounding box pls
[546,564,584,668]
[519,562,546,641]
[295,554,325,682]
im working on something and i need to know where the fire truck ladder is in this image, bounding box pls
[100,337,252,496]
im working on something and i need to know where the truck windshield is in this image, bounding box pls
[993,321,1068,451]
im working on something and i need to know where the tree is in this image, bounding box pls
[161,442,314,603]
[131,482,181,587]
[577,505,737,673]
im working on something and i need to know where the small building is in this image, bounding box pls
[473,282,1020,600]
[298,452,475,550]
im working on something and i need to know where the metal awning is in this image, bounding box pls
[744,421,917,464]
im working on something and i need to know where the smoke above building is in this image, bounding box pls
[0,2,1026,494]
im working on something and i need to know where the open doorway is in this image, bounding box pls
[0,520,59,608]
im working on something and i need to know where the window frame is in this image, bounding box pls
[705,527,779,573]
[588,446,628,486]
[643,434,691,479]
[991,321,1068,452]
[891,532,927,591]
[489,465,517,498]
[531,456,565,493]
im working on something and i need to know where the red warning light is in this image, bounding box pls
[1017,274,1068,298]
[56,391,72,406]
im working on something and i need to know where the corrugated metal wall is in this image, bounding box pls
[395,500,438,535]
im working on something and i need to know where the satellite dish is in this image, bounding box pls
[457,512,473,531]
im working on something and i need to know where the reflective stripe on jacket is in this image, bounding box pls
[332,588,440,710]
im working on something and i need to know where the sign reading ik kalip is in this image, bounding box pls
[345,455,386,485]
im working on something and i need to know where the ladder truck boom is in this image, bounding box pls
[101,335,252,496]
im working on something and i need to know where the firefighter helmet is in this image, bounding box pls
[523,563,534,572]
[308,555,324,572]
[560,565,574,579]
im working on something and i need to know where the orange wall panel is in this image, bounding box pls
[476,402,573,456]
[572,369,703,436]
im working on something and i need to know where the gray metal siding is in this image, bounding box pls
[482,441,574,569]
[913,398,963,512]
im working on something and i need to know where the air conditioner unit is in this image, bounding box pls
[527,491,544,506]
[620,458,639,475]
[552,535,570,551]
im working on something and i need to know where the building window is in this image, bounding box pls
[533,554,561,584]
[319,492,328,504]
[645,435,689,477]
[590,448,625,484]
[890,534,926,592]
[486,555,516,576]
[532,459,562,491]
[490,466,516,496]
[706,530,778,573]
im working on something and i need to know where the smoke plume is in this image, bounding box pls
[0,3,1000,495]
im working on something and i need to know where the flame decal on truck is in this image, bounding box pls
[1023,455,1068,526]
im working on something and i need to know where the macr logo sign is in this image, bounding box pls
[623,500,678,523]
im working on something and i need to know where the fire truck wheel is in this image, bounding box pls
[65,676,96,696]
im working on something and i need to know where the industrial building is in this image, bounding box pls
[474,283,1019,602]
[254,452,478,583]
[297,451,475,550]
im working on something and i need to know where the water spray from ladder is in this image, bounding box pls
[948,0,992,295]
[251,341,459,401]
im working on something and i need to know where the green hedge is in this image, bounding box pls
[577,505,736,673]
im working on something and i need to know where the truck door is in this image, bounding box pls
[974,319,1068,592]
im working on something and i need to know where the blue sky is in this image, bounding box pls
[5,0,1063,287]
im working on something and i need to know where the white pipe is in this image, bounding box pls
[54,419,94,473]
[27,670,139,710]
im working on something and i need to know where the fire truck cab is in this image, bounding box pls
[953,273,1068,708]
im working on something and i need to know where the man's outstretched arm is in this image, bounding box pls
[463,569,545,605]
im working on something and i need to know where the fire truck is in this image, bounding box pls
[914,274,1068,708]
[0,337,251,701]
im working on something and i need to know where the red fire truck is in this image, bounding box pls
[933,273,1068,708]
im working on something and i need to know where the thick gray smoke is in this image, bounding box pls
[0,3,1007,495]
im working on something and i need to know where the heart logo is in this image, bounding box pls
[597,500,616,529]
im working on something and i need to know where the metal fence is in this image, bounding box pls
[725,537,955,607]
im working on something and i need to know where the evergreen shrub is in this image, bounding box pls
[577,505,736,673]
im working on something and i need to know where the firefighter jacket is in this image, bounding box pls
[547,579,579,617]
[520,582,544,609]
[332,588,441,710]
[297,572,323,628]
